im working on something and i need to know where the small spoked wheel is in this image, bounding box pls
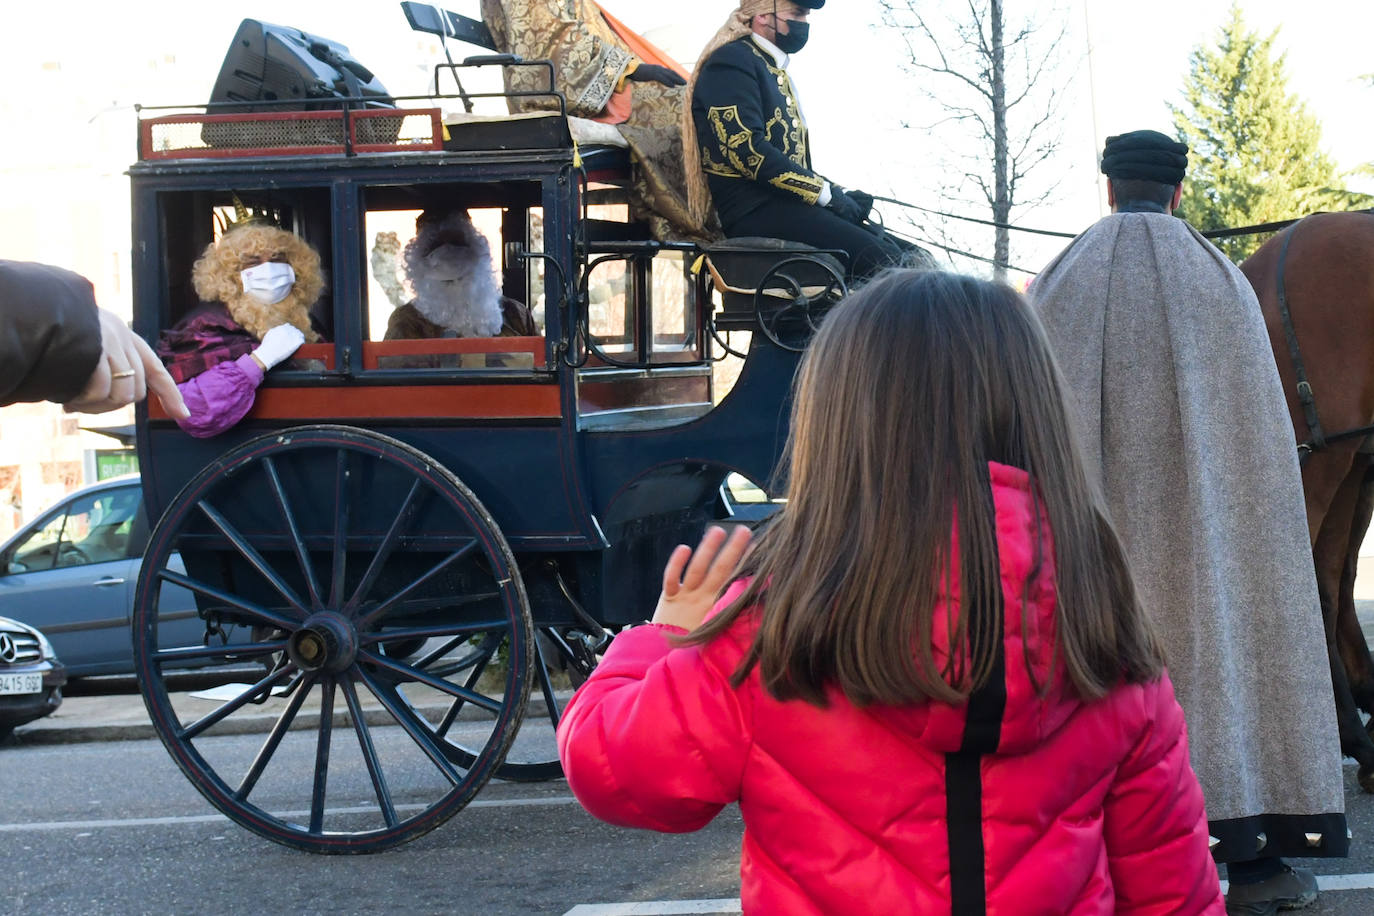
[409,622,605,782]
[133,425,533,853]
[753,256,847,352]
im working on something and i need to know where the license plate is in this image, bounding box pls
[0,673,42,695]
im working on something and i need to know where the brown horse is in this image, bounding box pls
[1240,211,1374,791]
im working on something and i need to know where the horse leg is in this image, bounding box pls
[1338,462,1374,715]
[1312,461,1374,790]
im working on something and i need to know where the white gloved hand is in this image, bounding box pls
[252,324,306,370]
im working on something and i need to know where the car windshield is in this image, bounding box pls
[9,486,139,572]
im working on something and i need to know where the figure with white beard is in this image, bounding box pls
[387,210,535,346]
[384,210,536,360]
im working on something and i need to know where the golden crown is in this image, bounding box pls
[216,195,281,235]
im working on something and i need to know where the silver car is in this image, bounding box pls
[0,476,213,677]
[0,615,65,737]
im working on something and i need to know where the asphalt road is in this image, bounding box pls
[1,723,740,916]
[5,722,1374,915]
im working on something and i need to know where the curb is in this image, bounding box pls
[10,697,557,747]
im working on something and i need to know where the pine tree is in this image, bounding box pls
[1171,4,1366,261]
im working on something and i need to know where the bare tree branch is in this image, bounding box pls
[879,0,1075,278]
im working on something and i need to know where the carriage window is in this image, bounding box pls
[652,251,698,358]
[587,257,631,354]
[153,186,335,376]
[155,188,333,346]
[363,196,544,372]
[585,248,701,365]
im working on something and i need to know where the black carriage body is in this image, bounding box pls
[123,68,848,850]
[130,116,797,634]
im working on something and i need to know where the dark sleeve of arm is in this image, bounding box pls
[692,48,826,204]
[0,260,104,406]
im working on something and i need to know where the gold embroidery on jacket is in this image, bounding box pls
[769,171,824,204]
[748,43,810,169]
[706,105,765,180]
[700,144,736,178]
[765,107,789,156]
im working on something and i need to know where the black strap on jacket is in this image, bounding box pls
[944,545,1008,916]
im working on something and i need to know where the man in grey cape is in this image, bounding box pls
[1030,130,1347,916]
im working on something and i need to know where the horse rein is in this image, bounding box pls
[1275,219,1374,464]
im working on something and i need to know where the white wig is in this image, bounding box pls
[403,211,503,337]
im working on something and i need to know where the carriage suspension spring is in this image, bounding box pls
[202,613,228,648]
[546,560,612,653]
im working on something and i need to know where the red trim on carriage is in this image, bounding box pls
[148,383,561,422]
[361,336,546,370]
[293,343,336,369]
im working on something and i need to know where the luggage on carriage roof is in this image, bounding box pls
[440,110,571,152]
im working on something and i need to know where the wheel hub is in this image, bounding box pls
[287,612,358,674]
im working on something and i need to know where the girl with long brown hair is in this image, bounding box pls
[557,269,1224,915]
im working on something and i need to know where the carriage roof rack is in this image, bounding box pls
[134,61,574,163]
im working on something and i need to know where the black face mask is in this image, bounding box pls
[773,19,810,54]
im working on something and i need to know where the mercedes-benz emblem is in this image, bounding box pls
[0,633,16,664]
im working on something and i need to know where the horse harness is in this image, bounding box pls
[1274,218,1374,465]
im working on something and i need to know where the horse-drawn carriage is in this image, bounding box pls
[128,48,845,852]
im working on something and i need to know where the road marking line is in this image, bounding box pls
[1314,873,1374,891]
[1218,874,1374,894]
[0,795,580,833]
[564,877,1374,915]
[563,902,742,916]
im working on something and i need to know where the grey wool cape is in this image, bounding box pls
[1030,213,1348,862]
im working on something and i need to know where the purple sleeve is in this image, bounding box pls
[176,353,265,438]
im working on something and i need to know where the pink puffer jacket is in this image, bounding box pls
[557,463,1225,915]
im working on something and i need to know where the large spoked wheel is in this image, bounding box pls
[753,256,847,352]
[132,425,533,854]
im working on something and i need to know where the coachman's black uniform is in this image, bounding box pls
[691,36,908,280]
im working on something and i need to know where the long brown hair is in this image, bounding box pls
[689,270,1162,707]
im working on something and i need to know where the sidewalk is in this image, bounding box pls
[10,673,534,746]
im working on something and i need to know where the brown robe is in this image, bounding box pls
[383,299,537,369]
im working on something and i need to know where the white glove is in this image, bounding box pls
[252,324,306,370]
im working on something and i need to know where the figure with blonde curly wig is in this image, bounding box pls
[156,222,325,438]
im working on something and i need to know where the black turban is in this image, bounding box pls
[1100,130,1189,185]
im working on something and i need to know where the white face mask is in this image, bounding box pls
[240,261,296,305]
